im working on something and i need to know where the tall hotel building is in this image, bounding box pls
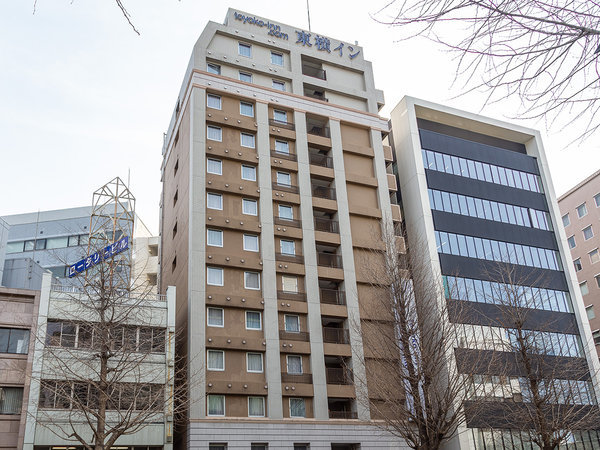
[159,9,404,449]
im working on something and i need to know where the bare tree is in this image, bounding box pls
[376,0,600,139]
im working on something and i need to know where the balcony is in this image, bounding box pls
[272,181,299,194]
[275,252,305,264]
[271,150,297,162]
[281,372,313,384]
[322,327,350,344]
[269,118,295,130]
[326,368,353,385]
[317,253,343,269]
[304,90,329,102]
[274,216,302,228]
[277,290,307,302]
[312,185,336,200]
[314,217,339,234]
[328,398,357,419]
[320,288,346,306]
[279,330,310,342]
[302,64,327,80]
[309,152,333,168]
[307,124,331,137]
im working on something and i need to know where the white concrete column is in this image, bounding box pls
[328,119,371,420]
[294,110,329,420]
[256,100,284,418]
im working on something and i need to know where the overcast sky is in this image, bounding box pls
[1,1,598,233]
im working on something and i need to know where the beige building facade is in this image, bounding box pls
[159,9,405,449]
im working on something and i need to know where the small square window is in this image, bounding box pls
[207,63,221,75]
[207,158,222,175]
[271,51,283,65]
[593,330,600,345]
[67,236,79,247]
[580,281,589,296]
[242,199,258,215]
[207,267,224,286]
[238,42,252,57]
[595,193,600,208]
[207,229,223,247]
[248,396,265,417]
[207,307,224,327]
[247,352,263,372]
[294,445,309,450]
[207,193,223,210]
[562,214,570,227]
[596,275,600,288]
[568,235,576,249]
[590,248,600,264]
[239,71,253,83]
[287,354,302,374]
[577,203,588,218]
[277,172,291,186]
[282,275,298,293]
[272,80,285,91]
[207,395,225,416]
[274,140,289,154]
[586,305,596,320]
[207,94,221,109]
[241,165,256,181]
[207,125,222,142]
[574,258,582,272]
[241,133,255,148]
[240,101,254,117]
[244,271,260,290]
[243,234,259,252]
[583,225,594,240]
[251,445,268,450]
[280,240,295,255]
[284,315,300,332]
[246,311,262,330]
[278,204,293,220]
[273,110,288,123]
[207,350,224,370]
[289,398,305,418]
[209,445,227,450]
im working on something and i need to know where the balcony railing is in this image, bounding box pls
[277,290,307,302]
[269,118,295,130]
[309,152,333,168]
[326,368,353,385]
[307,125,331,137]
[281,372,313,384]
[302,65,327,80]
[275,252,305,264]
[320,288,346,305]
[328,410,358,419]
[314,217,339,234]
[274,216,302,228]
[279,330,310,342]
[317,253,343,269]
[312,185,336,200]
[272,182,299,194]
[271,150,297,161]
[322,327,350,344]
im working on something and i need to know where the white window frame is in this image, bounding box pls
[207,158,223,175]
[206,63,221,75]
[239,71,253,83]
[241,165,256,181]
[281,275,298,293]
[243,234,259,252]
[595,193,600,208]
[273,110,288,123]
[580,281,589,296]
[577,203,588,218]
[246,352,264,373]
[245,311,262,330]
[284,314,300,332]
[207,350,225,371]
[272,80,285,91]
[277,172,292,186]
[207,193,223,210]
[207,94,222,110]
[271,51,284,66]
[280,240,295,255]
[583,225,594,241]
[568,235,576,249]
[207,394,225,416]
[242,199,258,216]
[289,398,306,418]
[240,101,254,117]
[241,132,256,148]
[286,354,303,374]
[207,307,224,327]
[207,267,224,286]
[238,42,252,57]
[278,204,293,220]
[562,213,570,227]
[207,125,222,142]
[244,271,261,290]
[590,248,600,264]
[207,229,223,247]
[248,396,265,417]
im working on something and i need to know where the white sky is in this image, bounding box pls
[1,1,598,233]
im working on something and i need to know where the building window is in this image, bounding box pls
[6,242,24,254]
[248,396,265,417]
[284,314,300,332]
[174,158,179,175]
[580,281,589,296]
[583,225,594,240]
[246,311,262,330]
[207,63,221,75]
[242,165,256,181]
[0,328,29,354]
[287,354,303,374]
[207,307,224,327]
[239,71,253,83]
[172,222,178,238]
[173,190,178,206]
[241,132,256,148]
[574,258,582,272]
[568,235,576,249]
[271,51,283,65]
[243,234,259,252]
[294,445,310,450]
[252,445,268,450]
[207,350,225,371]
[209,446,227,450]
[586,305,596,320]
[207,193,223,210]
[278,204,293,220]
[289,398,306,418]
[242,199,258,215]
[207,395,225,416]
[244,272,260,290]
[207,158,222,175]
[277,172,292,187]
[596,274,600,288]
[272,80,285,91]
[280,240,295,255]
[273,109,288,123]
[593,330,600,345]
[67,236,80,247]
[590,248,600,264]
[207,267,224,286]
[247,352,263,372]
[274,139,289,154]
[577,203,588,218]
[595,193,600,208]
[238,42,252,57]
[0,387,23,414]
[240,101,254,117]
[562,213,570,227]
[207,94,221,109]
[207,229,223,247]
[207,125,222,142]
[282,275,298,293]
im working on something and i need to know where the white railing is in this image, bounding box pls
[50,284,167,302]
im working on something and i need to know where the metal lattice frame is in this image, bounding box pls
[87,177,135,290]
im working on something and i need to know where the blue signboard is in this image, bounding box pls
[68,236,129,278]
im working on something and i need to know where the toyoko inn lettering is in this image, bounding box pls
[233,12,288,40]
